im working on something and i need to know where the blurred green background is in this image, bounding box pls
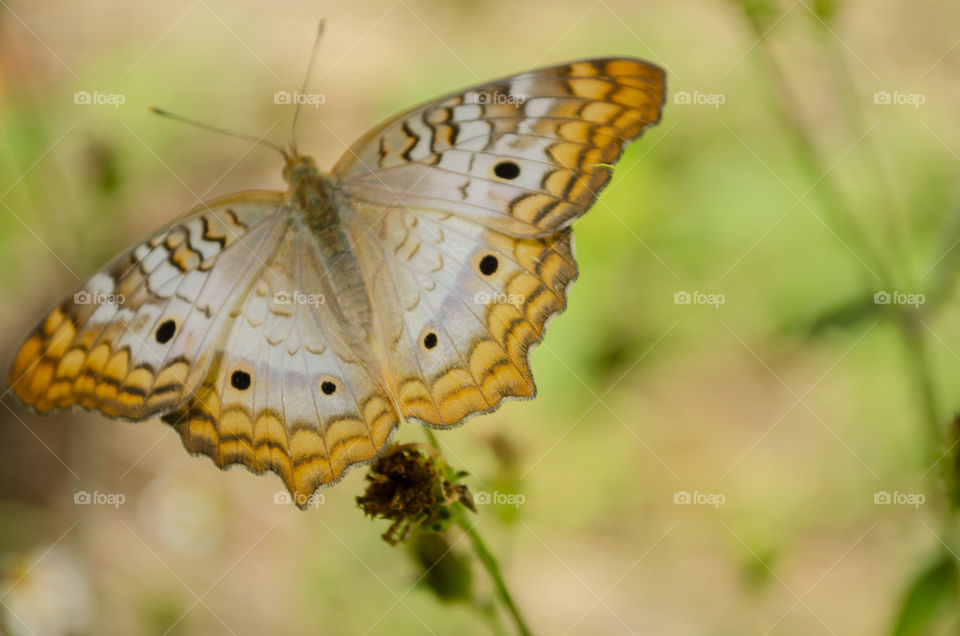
[2,0,960,634]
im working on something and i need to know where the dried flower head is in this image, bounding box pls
[356,443,474,545]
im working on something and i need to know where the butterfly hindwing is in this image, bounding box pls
[160,215,399,505]
[333,57,666,237]
[346,204,578,427]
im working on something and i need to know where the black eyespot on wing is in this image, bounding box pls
[231,370,251,390]
[321,380,336,395]
[478,255,499,276]
[493,160,520,180]
[423,332,438,349]
[156,320,176,344]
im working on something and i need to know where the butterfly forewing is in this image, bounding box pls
[333,57,665,237]
[8,192,286,419]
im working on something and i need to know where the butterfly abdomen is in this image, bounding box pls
[279,180,376,341]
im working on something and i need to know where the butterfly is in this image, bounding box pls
[7,57,665,508]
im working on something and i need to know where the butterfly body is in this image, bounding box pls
[8,57,666,506]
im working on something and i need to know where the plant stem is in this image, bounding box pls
[735,8,898,289]
[455,510,533,636]
[732,3,950,471]
[475,598,511,636]
[423,427,442,449]
[900,317,952,499]
[802,17,954,496]
[421,427,533,635]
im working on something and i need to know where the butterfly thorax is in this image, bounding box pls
[284,154,333,223]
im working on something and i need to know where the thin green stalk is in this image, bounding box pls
[455,510,533,636]
[475,598,511,636]
[423,427,442,449]
[421,427,533,636]
[732,4,950,471]
[799,14,953,482]
[800,11,953,500]
[736,9,899,290]
[900,317,951,499]
[806,18,913,280]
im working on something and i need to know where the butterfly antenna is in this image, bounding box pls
[150,107,288,159]
[290,19,326,155]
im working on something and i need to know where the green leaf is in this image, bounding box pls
[891,552,959,636]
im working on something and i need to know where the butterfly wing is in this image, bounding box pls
[331,57,665,426]
[344,207,577,427]
[8,191,287,418]
[161,218,398,505]
[333,57,666,237]
[9,193,399,506]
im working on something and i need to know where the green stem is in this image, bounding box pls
[730,7,960,561]
[736,8,898,289]
[475,598,510,636]
[807,19,913,281]
[423,427,441,448]
[900,317,951,497]
[803,11,953,503]
[421,427,533,635]
[455,510,533,636]
[799,15,951,490]
[732,3,951,469]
